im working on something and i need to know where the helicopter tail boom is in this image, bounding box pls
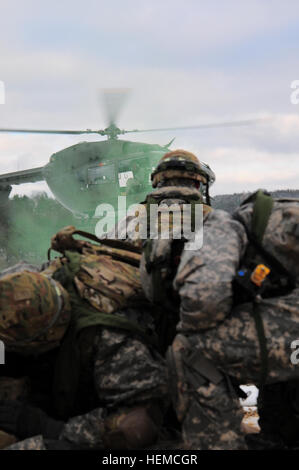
[0,166,45,186]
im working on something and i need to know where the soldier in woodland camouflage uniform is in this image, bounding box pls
[163,194,299,449]
[0,228,168,450]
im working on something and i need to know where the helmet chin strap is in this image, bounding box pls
[205,181,211,206]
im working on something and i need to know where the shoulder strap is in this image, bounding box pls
[251,190,274,243]
[73,229,141,254]
[49,225,141,259]
[237,191,272,388]
[240,189,273,243]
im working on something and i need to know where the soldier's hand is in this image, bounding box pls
[0,400,64,440]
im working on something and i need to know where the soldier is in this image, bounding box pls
[118,152,299,449]
[0,227,168,450]
[112,149,214,240]
[143,190,299,449]
[109,149,215,353]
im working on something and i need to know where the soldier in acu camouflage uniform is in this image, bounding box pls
[112,150,299,450]
[0,227,168,450]
[110,149,215,351]
[98,148,217,447]
[162,192,299,449]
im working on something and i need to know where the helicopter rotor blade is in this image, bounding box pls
[0,128,105,135]
[123,117,270,134]
[101,88,130,126]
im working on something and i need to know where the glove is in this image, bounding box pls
[0,400,64,440]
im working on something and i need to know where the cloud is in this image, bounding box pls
[0,1,298,201]
[208,145,299,194]
[2,1,299,60]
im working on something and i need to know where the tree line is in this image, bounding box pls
[0,189,298,268]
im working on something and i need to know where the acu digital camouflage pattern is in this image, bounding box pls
[2,227,168,450]
[104,183,211,244]
[92,307,168,410]
[140,186,211,304]
[171,199,299,449]
[0,271,70,354]
[5,435,46,450]
[58,307,168,449]
[5,307,168,450]
[3,178,209,451]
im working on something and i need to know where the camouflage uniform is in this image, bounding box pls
[4,312,168,450]
[57,306,168,449]
[6,435,46,450]
[169,199,299,449]
[3,148,214,450]
[6,305,164,451]
[1,248,168,450]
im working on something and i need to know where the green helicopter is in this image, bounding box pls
[0,90,262,219]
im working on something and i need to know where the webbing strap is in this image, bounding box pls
[73,229,142,254]
[237,191,273,387]
[251,190,274,243]
[249,192,272,386]
[252,300,269,388]
[73,300,157,348]
[60,253,157,347]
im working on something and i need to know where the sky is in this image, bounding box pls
[0,0,298,198]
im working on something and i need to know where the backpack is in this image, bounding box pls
[44,225,147,334]
[44,226,156,418]
[233,190,299,385]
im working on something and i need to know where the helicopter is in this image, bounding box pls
[0,90,263,218]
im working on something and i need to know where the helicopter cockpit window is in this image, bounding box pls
[88,164,115,185]
[118,171,134,188]
[118,157,152,188]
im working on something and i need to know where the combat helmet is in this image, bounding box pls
[0,271,71,355]
[151,149,215,204]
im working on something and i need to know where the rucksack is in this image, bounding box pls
[44,226,156,418]
[44,225,148,334]
[233,190,298,385]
